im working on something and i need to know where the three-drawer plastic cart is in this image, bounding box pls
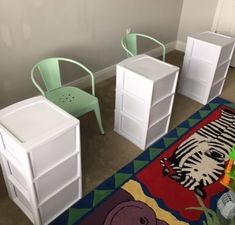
[115,54,179,150]
[0,96,82,225]
[178,31,235,104]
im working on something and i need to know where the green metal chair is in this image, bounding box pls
[121,33,166,61]
[31,57,104,134]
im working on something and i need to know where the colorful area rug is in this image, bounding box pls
[50,97,235,225]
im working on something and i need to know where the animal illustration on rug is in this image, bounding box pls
[160,109,235,199]
[103,200,169,225]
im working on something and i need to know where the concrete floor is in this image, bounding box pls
[1,50,235,225]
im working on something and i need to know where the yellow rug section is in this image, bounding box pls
[122,179,189,225]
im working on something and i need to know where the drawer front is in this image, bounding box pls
[208,79,225,103]
[178,77,209,104]
[30,127,77,178]
[35,154,80,204]
[152,72,177,104]
[146,116,170,148]
[149,95,174,127]
[218,42,235,65]
[115,91,149,122]
[39,179,80,225]
[182,57,215,83]
[116,69,153,101]
[212,60,230,85]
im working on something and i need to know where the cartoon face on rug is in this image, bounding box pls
[161,109,235,199]
[103,201,169,225]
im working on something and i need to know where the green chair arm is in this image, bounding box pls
[121,39,135,57]
[56,58,96,96]
[31,65,46,97]
[121,32,166,61]
[135,33,166,61]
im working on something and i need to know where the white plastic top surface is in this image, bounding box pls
[189,31,235,47]
[118,55,179,81]
[0,96,78,143]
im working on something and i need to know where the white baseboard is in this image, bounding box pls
[67,64,116,89]
[176,41,186,52]
[146,41,177,57]
[68,40,181,89]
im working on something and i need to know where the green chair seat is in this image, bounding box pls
[45,87,98,117]
[31,57,104,134]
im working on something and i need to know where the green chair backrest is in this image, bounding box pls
[122,33,138,57]
[121,33,166,61]
[31,57,95,96]
[37,58,62,91]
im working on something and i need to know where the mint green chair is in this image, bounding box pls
[121,33,166,61]
[31,57,104,134]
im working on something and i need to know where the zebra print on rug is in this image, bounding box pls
[160,108,235,199]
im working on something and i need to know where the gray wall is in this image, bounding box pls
[177,0,218,43]
[0,0,183,108]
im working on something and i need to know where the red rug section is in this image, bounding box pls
[136,106,232,221]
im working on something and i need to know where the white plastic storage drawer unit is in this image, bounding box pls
[178,31,235,104]
[0,96,82,225]
[115,54,179,150]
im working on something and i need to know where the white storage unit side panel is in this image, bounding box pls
[8,180,34,223]
[0,130,28,165]
[1,155,28,190]
[13,184,32,213]
[114,110,146,149]
[187,37,221,64]
[0,141,41,225]
[0,134,12,197]
[115,91,150,122]
[116,67,153,102]
[0,135,40,225]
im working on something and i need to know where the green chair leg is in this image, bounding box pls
[94,103,105,134]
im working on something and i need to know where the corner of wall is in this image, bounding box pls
[175,41,186,52]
